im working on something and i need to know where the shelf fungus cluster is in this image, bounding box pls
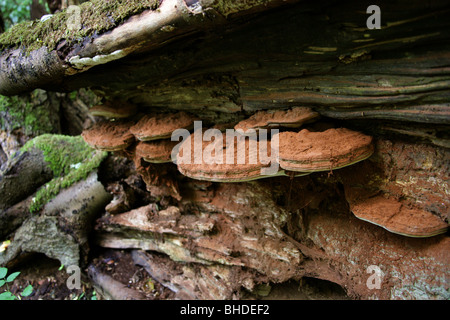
[82,106,195,164]
[81,103,447,239]
[176,107,374,181]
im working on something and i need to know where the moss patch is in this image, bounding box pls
[0,91,55,135]
[21,134,108,212]
[0,0,160,53]
[210,0,272,17]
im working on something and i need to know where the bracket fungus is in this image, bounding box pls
[130,112,195,141]
[176,132,281,182]
[89,101,137,119]
[81,120,136,152]
[234,107,319,133]
[275,128,374,172]
[341,157,449,238]
[349,195,448,238]
[136,140,178,164]
[80,109,197,200]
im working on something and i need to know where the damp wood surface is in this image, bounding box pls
[0,0,449,301]
[40,0,450,130]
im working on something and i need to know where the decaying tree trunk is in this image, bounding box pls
[94,143,449,299]
[1,0,449,300]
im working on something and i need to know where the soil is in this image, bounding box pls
[1,249,174,300]
[129,112,195,141]
[276,128,374,171]
[82,120,136,151]
[234,107,319,132]
[2,250,348,300]
[2,253,93,300]
[244,278,349,300]
[89,249,174,300]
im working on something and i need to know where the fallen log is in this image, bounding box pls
[0,171,111,268]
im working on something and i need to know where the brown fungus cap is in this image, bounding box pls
[235,107,319,133]
[349,195,448,238]
[81,120,135,151]
[89,101,137,119]
[135,140,178,163]
[275,128,374,172]
[130,111,195,141]
[176,132,283,182]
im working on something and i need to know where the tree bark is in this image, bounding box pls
[0,0,298,96]
[2,0,446,143]
[0,0,449,300]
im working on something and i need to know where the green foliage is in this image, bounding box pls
[0,267,33,300]
[0,0,50,30]
[0,0,32,30]
[21,134,108,213]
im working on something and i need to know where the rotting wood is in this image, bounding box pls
[96,182,302,282]
[0,0,449,300]
[131,250,260,300]
[93,134,449,299]
[0,0,299,96]
[0,171,111,268]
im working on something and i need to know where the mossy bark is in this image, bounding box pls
[0,149,53,212]
[0,90,60,137]
[0,134,108,239]
[0,0,300,96]
[0,171,111,268]
[0,88,99,170]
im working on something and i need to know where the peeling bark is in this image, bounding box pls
[132,250,258,299]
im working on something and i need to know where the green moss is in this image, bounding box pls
[210,0,271,17]
[21,134,108,213]
[0,0,160,53]
[0,91,55,135]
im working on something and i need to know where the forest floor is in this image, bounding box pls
[3,248,349,300]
